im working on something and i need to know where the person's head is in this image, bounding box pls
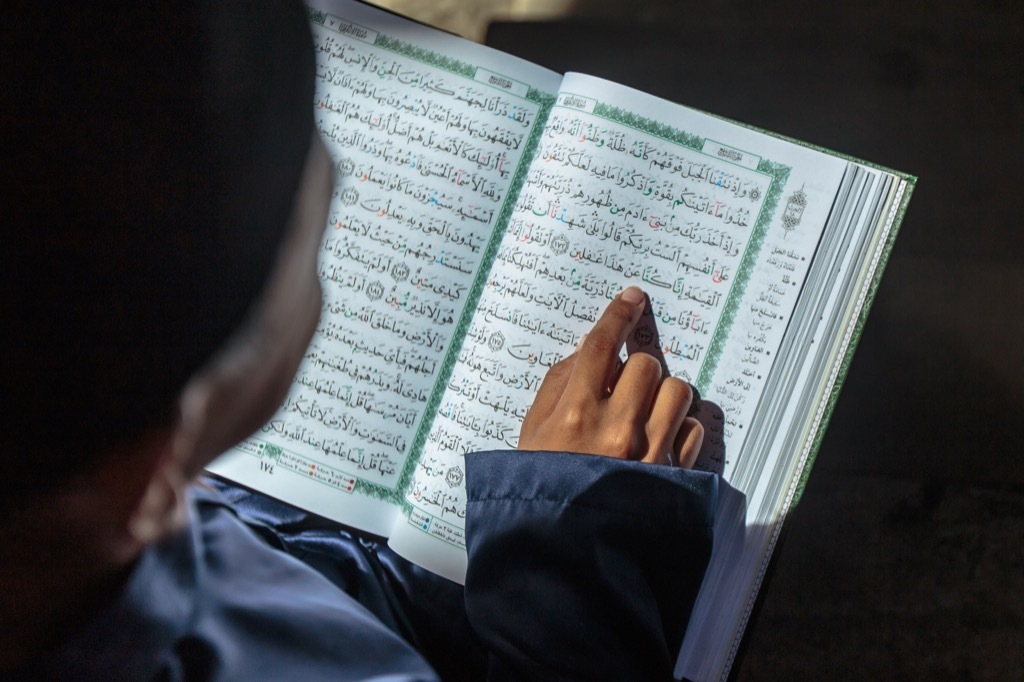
[1,2,330,549]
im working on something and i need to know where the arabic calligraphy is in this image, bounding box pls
[407,106,767,499]
[256,22,544,490]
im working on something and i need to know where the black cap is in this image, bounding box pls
[0,2,316,493]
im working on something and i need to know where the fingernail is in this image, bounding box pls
[621,286,645,306]
[575,333,588,351]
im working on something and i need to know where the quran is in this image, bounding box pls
[207,1,915,679]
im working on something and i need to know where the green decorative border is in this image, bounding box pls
[349,460,394,503]
[584,99,920,511]
[241,438,366,498]
[567,101,791,392]
[373,34,476,79]
[397,89,555,517]
[691,99,918,184]
[696,156,789,390]
[308,6,557,509]
[307,8,326,25]
[593,102,704,151]
[308,8,475,80]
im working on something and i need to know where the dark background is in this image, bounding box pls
[487,1,1024,679]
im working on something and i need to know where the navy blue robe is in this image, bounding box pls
[29,450,716,680]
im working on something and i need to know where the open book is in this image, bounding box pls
[207,1,914,679]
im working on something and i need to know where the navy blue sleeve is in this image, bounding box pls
[209,447,717,681]
[464,450,718,681]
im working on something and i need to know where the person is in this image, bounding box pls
[0,2,717,680]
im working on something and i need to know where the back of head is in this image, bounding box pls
[1,2,315,499]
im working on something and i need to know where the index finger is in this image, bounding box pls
[625,291,671,378]
[564,286,647,402]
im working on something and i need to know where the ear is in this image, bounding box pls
[33,422,184,564]
[168,373,216,481]
[124,380,211,546]
[124,449,188,546]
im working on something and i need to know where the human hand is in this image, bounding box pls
[518,287,703,467]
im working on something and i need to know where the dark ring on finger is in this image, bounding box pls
[686,383,702,417]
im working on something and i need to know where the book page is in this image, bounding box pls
[207,0,560,537]
[677,166,907,682]
[392,72,848,580]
